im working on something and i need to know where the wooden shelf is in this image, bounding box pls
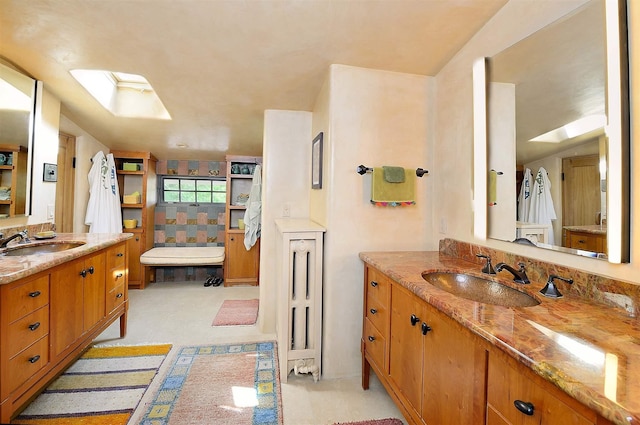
[116,170,144,176]
[121,203,143,209]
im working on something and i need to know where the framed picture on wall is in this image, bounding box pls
[311,132,323,189]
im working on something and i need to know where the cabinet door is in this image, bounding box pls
[388,284,425,418]
[225,232,259,282]
[127,232,144,285]
[51,258,85,357]
[422,305,486,425]
[83,252,106,332]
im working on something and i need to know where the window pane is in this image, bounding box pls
[165,191,180,202]
[181,180,196,191]
[212,181,226,191]
[196,180,211,190]
[212,193,226,203]
[164,179,180,190]
[197,192,212,202]
[181,191,196,202]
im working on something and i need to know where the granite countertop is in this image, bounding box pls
[564,224,607,235]
[359,251,640,425]
[0,233,132,285]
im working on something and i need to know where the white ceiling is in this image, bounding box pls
[0,0,507,160]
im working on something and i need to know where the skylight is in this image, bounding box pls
[70,69,171,120]
[528,114,606,143]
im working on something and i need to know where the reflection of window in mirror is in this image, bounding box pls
[481,0,630,263]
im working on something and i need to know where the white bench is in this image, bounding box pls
[139,247,225,288]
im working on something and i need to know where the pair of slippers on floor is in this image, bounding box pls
[204,276,223,287]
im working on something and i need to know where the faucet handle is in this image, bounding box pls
[540,274,573,298]
[476,254,496,274]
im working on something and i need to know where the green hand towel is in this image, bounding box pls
[382,166,406,183]
[371,167,415,204]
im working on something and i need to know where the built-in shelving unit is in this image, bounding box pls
[0,144,27,218]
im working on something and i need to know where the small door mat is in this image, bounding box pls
[212,299,259,326]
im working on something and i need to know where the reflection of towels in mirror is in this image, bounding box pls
[488,170,497,206]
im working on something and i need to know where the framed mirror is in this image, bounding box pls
[0,58,37,218]
[476,0,630,263]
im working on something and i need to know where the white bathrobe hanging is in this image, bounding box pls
[517,168,532,222]
[528,167,556,245]
[243,164,262,250]
[85,151,122,233]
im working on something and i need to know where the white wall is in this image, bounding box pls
[433,0,640,282]
[313,65,433,378]
[59,115,110,233]
[260,110,312,333]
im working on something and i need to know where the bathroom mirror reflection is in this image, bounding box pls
[485,0,629,262]
[0,58,36,218]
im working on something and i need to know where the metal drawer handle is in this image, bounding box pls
[29,355,41,364]
[370,280,378,287]
[116,293,123,299]
[88,266,95,274]
[116,273,123,278]
[410,314,420,326]
[368,336,375,342]
[514,400,534,416]
[421,322,432,335]
[116,253,124,257]
[29,291,41,298]
[370,308,377,314]
[28,322,41,331]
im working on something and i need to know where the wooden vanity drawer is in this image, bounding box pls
[5,275,49,322]
[106,243,126,270]
[8,305,49,358]
[9,336,49,394]
[487,354,593,425]
[366,294,388,334]
[363,317,386,371]
[106,266,126,292]
[366,266,390,305]
[106,283,126,314]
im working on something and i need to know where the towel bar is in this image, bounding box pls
[356,164,428,177]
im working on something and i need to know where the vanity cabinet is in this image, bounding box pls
[224,155,261,286]
[50,251,106,359]
[388,283,486,425]
[0,241,128,423]
[564,228,606,255]
[487,349,614,425]
[361,264,614,425]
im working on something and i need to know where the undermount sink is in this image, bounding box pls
[422,271,540,308]
[2,242,85,256]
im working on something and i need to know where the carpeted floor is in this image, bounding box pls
[139,341,281,424]
[212,299,259,326]
[12,344,172,425]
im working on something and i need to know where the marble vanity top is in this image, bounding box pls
[564,224,607,235]
[0,232,132,285]
[359,251,640,425]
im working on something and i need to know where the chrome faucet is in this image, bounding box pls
[540,274,573,298]
[0,229,29,248]
[495,262,530,284]
[476,254,496,274]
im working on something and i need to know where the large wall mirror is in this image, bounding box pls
[0,58,36,218]
[480,0,630,263]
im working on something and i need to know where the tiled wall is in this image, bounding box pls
[153,159,226,282]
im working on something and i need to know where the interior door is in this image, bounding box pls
[562,155,600,228]
[56,132,76,232]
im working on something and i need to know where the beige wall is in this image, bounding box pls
[314,64,433,378]
[260,110,312,334]
[433,0,640,282]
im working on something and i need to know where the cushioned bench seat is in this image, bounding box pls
[140,247,225,266]
[138,247,225,288]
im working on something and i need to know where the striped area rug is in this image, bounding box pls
[13,344,172,425]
